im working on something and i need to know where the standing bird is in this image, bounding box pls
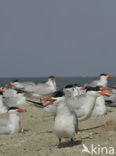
[51,96,78,146]
[40,90,78,146]
[0,107,26,134]
[91,95,106,116]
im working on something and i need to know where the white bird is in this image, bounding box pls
[52,96,78,145]
[105,87,116,107]
[63,86,110,120]
[91,95,106,116]
[29,89,77,145]
[3,89,26,105]
[0,95,8,114]
[0,107,26,134]
[84,74,114,87]
[8,76,57,97]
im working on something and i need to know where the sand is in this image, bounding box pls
[0,101,116,156]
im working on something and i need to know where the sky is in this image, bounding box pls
[0,0,116,77]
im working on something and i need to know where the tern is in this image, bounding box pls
[8,76,57,97]
[53,96,78,145]
[63,86,110,120]
[3,89,26,105]
[84,74,114,87]
[0,107,26,134]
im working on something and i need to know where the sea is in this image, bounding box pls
[0,77,116,88]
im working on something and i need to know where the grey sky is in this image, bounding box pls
[0,0,116,77]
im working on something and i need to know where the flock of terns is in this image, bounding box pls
[0,74,115,147]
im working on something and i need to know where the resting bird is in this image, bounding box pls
[84,74,114,87]
[0,107,26,134]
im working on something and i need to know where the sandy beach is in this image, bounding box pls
[0,101,116,156]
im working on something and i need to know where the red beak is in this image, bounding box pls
[16,109,26,113]
[42,97,53,101]
[97,90,111,97]
[43,98,56,108]
[7,83,13,86]
[107,75,114,78]
[23,92,30,96]
[81,87,85,91]
[101,87,112,91]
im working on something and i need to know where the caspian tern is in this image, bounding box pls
[91,95,106,116]
[3,89,26,105]
[8,76,57,97]
[84,74,114,87]
[105,87,116,107]
[0,107,26,134]
[63,86,110,120]
[0,94,8,114]
[28,89,77,145]
[51,96,78,145]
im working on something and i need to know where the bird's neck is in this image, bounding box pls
[56,100,71,116]
[99,77,107,87]
[47,79,56,90]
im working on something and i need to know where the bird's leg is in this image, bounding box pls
[59,138,61,144]
[58,138,62,148]
[71,138,74,142]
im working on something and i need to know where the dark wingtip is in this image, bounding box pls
[52,90,64,97]
[85,86,101,91]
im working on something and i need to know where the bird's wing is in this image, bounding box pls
[0,126,11,134]
[0,119,9,126]
[84,80,99,87]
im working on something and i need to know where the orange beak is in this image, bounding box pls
[43,99,56,108]
[42,97,53,101]
[97,90,111,97]
[101,87,112,91]
[16,109,27,113]
[23,92,30,96]
[107,75,114,78]
[81,87,85,91]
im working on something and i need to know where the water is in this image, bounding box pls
[0,77,116,88]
